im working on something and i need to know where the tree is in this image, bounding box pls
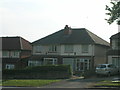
[105,1,120,25]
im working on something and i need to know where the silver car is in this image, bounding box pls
[95,64,119,76]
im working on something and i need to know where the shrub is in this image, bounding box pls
[3,65,72,79]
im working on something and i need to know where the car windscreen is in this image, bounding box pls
[97,65,106,68]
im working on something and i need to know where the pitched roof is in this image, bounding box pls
[110,32,120,39]
[1,36,32,50]
[32,26,110,46]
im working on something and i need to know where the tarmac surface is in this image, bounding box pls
[1,75,120,90]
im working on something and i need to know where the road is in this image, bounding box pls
[2,75,119,89]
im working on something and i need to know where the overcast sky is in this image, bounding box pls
[0,0,119,43]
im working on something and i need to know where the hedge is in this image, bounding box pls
[2,65,72,79]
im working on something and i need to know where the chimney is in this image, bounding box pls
[64,25,72,35]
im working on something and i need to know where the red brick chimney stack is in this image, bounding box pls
[64,25,72,35]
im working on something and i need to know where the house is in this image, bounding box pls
[28,25,110,72]
[1,36,32,69]
[107,32,120,68]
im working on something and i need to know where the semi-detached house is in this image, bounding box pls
[1,37,32,69]
[107,32,120,68]
[28,25,110,72]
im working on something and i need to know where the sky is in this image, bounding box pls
[0,0,119,43]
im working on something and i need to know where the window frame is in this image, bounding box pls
[2,51,9,58]
[11,51,19,58]
[81,45,89,53]
[5,64,15,69]
[64,45,73,53]
[48,45,57,52]
[28,60,42,67]
[35,45,42,53]
[44,58,58,65]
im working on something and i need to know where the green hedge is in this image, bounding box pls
[3,65,72,79]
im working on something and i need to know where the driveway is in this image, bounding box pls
[39,75,120,88]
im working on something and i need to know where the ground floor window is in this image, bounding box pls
[28,60,42,67]
[44,58,57,65]
[76,58,90,71]
[5,64,15,69]
[112,57,120,67]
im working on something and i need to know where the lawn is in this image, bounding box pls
[94,80,120,88]
[2,79,61,87]
[0,80,2,86]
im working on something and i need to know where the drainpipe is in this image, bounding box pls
[73,52,76,74]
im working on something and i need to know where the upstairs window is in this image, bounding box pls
[64,45,73,53]
[48,45,57,52]
[2,51,9,57]
[82,45,89,53]
[112,39,120,50]
[11,51,19,58]
[35,45,42,53]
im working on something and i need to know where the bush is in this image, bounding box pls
[3,65,72,79]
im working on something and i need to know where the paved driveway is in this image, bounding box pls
[40,75,120,88]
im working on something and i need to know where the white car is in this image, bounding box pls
[95,64,119,76]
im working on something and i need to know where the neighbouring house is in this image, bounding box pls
[1,36,32,69]
[28,25,110,72]
[107,32,120,68]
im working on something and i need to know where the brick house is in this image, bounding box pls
[28,25,110,72]
[1,36,32,69]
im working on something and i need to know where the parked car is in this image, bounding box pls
[95,64,119,76]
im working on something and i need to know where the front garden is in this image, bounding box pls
[2,65,72,79]
[2,65,72,87]
[93,79,120,88]
[2,79,61,87]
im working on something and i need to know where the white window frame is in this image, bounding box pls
[11,51,19,58]
[35,45,42,53]
[76,59,90,71]
[2,51,9,58]
[28,60,42,67]
[5,64,15,69]
[64,45,73,53]
[82,45,89,53]
[44,58,57,65]
[48,45,57,52]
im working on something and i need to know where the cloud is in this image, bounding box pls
[0,0,118,42]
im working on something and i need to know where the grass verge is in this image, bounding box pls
[94,80,120,88]
[2,79,61,87]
